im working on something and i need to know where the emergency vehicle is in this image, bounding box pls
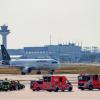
[0,79,25,91]
[31,75,73,92]
[78,74,100,90]
[9,80,25,91]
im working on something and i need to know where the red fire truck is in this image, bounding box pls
[31,75,73,92]
[78,74,100,90]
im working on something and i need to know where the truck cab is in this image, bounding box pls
[31,75,73,92]
[78,74,100,90]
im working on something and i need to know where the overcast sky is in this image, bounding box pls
[0,0,100,49]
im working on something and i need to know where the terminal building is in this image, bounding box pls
[21,43,82,62]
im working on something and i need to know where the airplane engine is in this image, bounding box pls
[21,67,32,75]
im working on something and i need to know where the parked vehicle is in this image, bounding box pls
[0,80,3,91]
[17,81,25,90]
[0,79,25,91]
[2,79,10,91]
[9,81,18,90]
[9,80,25,91]
[78,74,100,90]
[31,75,73,92]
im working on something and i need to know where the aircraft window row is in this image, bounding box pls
[36,61,47,63]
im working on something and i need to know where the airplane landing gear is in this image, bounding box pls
[36,70,41,74]
[49,70,54,74]
[21,72,26,75]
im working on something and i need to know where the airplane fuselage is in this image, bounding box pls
[10,59,59,70]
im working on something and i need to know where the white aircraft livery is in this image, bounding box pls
[1,45,59,75]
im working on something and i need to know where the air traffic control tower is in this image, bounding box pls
[0,25,10,48]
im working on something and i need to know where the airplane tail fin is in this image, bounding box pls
[1,45,11,65]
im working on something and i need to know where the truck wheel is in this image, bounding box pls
[80,88,84,90]
[32,89,35,91]
[48,90,52,92]
[54,88,59,92]
[68,87,73,92]
[36,87,40,91]
[61,89,65,92]
[88,85,93,90]
[5,89,8,91]
[18,86,21,90]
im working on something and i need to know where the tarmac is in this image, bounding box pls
[0,74,99,100]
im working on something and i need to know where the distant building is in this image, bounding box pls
[24,47,49,59]
[23,43,82,62]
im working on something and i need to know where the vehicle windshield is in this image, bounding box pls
[78,76,90,81]
[43,76,51,82]
[37,81,43,84]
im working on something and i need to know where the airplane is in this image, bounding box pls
[0,45,60,75]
